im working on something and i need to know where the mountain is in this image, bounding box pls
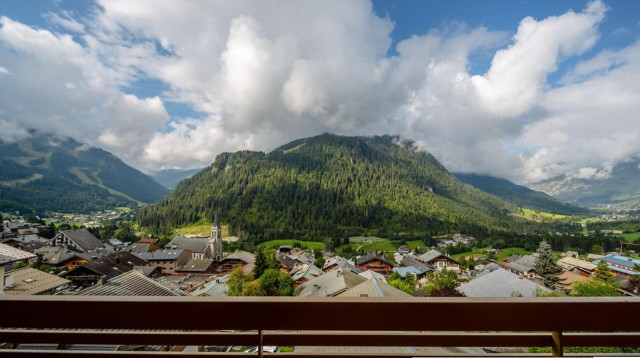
[137,134,534,241]
[0,133,170,214]
[530,159,640,208]
[454,173,589,215]
[151,168,202,190]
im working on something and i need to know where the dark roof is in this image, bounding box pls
[400,257,434,274]
[66,252,148,279]
[59,229,105,252]
[276,253,297,269]
[322,256,362,273]
[356,252,395,267]
[80,271,188,296]
[503,255,522,262]
[177,258,215,272]
[416,250,460,265]
[223,251,255,264]
[164,236,209,253]
[124,242,151,253]
[134,249,186,261]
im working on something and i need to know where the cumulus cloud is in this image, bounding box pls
[0,0,638,183]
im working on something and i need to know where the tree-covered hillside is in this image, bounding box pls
[0,133,169,214]
[454,173,589,215]
[138,134,534,242]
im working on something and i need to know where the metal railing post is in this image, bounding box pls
[258,329,264,358]
[551,331,563,357]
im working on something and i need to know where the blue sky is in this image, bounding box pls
[1,0,639,182]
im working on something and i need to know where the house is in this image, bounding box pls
[593,254,640,277]
[356,253,395,274]
[358,269,386,281]
[2,267,70,295]
[164,236,210,259]
[133,265,163,278]
[188,275,228,297]
[415,250,461,272]
[79,270,188,296]
[297,268,367,297]
[400,257,434,275]
[323,256,362,273]
[457,268,549,297]
[217,250,256,274]
[397,245,411,254]
[557,271,590,292]
[291,264,323,284]
[51,229,107,253]
[557,257,596,276]
[392,266,424,278]
[337,277,410,298]
[176,258,216,274]
[123,242,152,253]
[0,243,37,267]
[64,252,148,286]
[502,255,521,265]
[134,249,191,274]
[107,238,123,247]
[504,255,536,278]
[278,245,292,254]
[276,253,297,271]
[138,237,159,245]
[2,235,48,253]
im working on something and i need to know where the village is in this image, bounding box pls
[1,212,640,353]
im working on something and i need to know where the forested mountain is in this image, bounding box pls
[454,173,589,215]
[0,133,169,214]
[138,134,537,242]
[151,168,202,190]
[531,158,640,208]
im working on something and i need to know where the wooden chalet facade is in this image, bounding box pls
[356,253,394,275]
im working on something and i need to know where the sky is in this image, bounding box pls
[0,0,639,184]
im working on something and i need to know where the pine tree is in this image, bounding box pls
[594,260,616,285]
[253,249,268,278]
[533,240,563,289]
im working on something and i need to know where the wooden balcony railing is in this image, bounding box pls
[0,296,639,357]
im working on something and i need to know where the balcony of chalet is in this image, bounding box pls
[1,296,639,357]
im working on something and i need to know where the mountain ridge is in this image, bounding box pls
[0,133,169,214]
[137,134,539,241]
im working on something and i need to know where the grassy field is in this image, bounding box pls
[450,247,531,261]
[617,232,640,242]
[258,239,326,250]
[520,208,567,220]
[174,224,230,237]
[405,240,428,251]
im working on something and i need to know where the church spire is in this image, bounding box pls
[213,210,220,227]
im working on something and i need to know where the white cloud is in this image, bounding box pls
[0,0,638,183]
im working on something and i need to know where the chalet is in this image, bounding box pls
[276,253,297,271]
[79,270,188,296]
[5,221,41,236]
[134,249,191,274]
[176,258,216,274]
[164,236,210,259]
[415,250,461,272]
[291,264,323,285]
[355,253,395,274]
[188,275,228,297]
[297,268,366,297]
[2,235,48,253]
[557,271,590,292]
[64,252,148,286]
[502,255,521,265]
[504,255,536,278]
[51,229,107,253]
[359,269,385,281]
[138,237,159,245]
[397,245,411,254]
[217,251,255,274]
[124,242,152,253]
[323,256,361,273]
[400,257,434,275]
[2,267,70,295]
[0,243,37,268]
[557,257,596,277]
[337,277,410,298]
[457,268,549,297]
[593,254,640,277]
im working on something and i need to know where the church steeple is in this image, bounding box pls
[209,209,223,261]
